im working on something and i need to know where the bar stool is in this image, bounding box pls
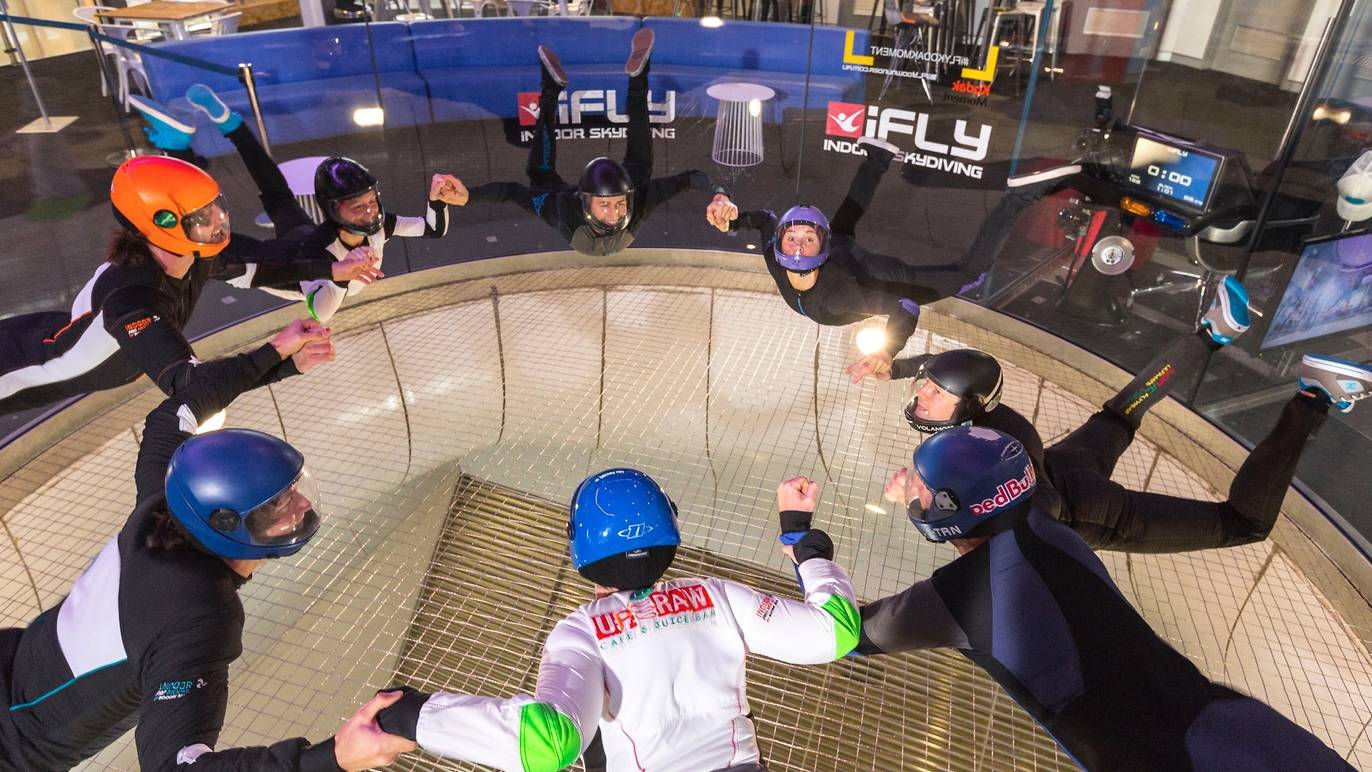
[707,82,774,168]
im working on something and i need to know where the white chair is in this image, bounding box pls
[188,10,241,35]
[74,8,155,111]
[73,6,117,98]
[256,157,329,229]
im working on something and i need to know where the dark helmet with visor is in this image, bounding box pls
[773,205,831,273]
[568,468,680,591]
[164,429,323,560]
[578,157,634,236]
[906,425,1036,542]
[904,349,1003,434]
[315,156,384,236]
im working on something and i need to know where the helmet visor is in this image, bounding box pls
[773,217,830,271]
[581,192,633,234]
[903,376,965,432]
[242,469,323,549]
[328,186,384,234]
[179,195,232,247]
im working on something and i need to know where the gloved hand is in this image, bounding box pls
[373,685,431,741]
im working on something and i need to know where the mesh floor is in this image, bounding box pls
[0,263,1367,769]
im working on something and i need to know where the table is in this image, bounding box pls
[706,82,774,168]
[97,1,231,40]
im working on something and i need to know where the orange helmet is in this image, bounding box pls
[110,156,231,258]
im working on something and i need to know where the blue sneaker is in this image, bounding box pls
[1298,354,1372,413]
[1201,275,1251,345]
[128,94,195,151]
[186,84,243,134]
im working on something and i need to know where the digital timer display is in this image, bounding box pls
[1125,136,1221,211]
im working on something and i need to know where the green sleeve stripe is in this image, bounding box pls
[518,702,582,772]
[822,594,861,658]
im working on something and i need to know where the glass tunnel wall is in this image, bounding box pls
[3,0,1367,554]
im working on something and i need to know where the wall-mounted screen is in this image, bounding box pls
[1262,230,1372,349]
[1125,135,1222,211]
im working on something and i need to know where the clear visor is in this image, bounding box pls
[903,376,965,430]
[242,469,323,548]
[181,195,231,245]
[329,186,384,231]
[581,192,633,232]
[775,220,829,257]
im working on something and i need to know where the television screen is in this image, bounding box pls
[1262,230,1372,349]
[1125,136,1222,211]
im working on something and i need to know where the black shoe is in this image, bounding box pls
[538,45,568,89]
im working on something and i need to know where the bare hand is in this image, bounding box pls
[777,475,820,513]
[779,543,796,563]
[270,318,331,359]
[333,247,384,285]
[333,691,418,771]
[845,352,893,384]
[292,339,336,374]
[430,173,468,206]
[705,194,738,233]
[883,467,914,505]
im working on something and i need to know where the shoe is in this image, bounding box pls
[626,27,654,78]
[128,94,195,151]
[1298,354,1371,413]
[857,136,901,164]
[186,83,243,134]
[538,46,568,89]
[1200,275,1250,345]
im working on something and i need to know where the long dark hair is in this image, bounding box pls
[108,228,153,267]
[145,507,193,552]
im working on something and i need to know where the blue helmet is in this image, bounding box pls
[164,429,323,560]
[773,205,831,272]
[568,468,680,590]
[906,426,1036,542]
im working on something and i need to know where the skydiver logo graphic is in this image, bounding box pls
[517,92,541,127]
[826,102,864,138]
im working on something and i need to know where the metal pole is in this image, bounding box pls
[88,26,139,158]
[1274,15,1337,163]
[1,0,53,128]
[238,62,271,156]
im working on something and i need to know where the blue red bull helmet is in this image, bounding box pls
[906,425,1036,542]
[774,205,831,272]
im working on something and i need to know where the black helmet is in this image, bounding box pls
[578,157,634,236]
[314,156,383,236]
[903,349,1003,434]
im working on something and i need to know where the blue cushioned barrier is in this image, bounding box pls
[141,17,867,151]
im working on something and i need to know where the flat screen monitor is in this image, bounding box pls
[1262,230,1372,349]
[1125,135,1223,212]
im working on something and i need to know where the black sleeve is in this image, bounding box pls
[103,286,285,400]
[133,341,293,503]
[889,353,932,381]
[468,182,574,237]
[728,209,777,238]
[374,687,431,741]
[820,278,921,356]
[134,615,340,772]
[210,234,334,288]
[640,170,727,220]
[857,580,968,655]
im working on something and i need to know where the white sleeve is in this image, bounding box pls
[390,200,449,238]
[716,559,860,665]
[413,616,602,772]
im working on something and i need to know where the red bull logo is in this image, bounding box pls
[969,463,1036,516]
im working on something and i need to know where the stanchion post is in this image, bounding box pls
[89,26,139,157]
[238,62,271,157]
[1,0,53,129]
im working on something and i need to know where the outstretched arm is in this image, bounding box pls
[376,619,604,772]
[640,170,730,221]
[857,579,967,655]
[387,174,467,240]
[830,151,895,238]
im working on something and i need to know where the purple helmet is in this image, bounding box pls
[774,205,831,272]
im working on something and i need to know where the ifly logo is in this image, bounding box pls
[827,102,864,138]
[617,522,655,539]
[516,89,676,127]
[823,101,992,162]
